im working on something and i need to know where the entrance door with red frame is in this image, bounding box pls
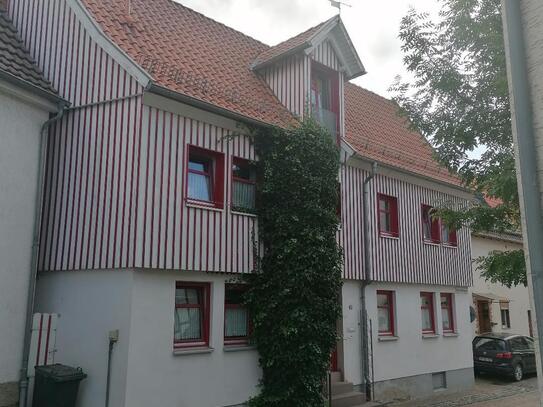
[477,301,492,333]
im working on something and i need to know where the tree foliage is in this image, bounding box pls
[392,0,526,286]
[243,120,343,407]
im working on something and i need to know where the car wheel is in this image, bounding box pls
[513,364,524,381]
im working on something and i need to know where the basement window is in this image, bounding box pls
[432,372,447,390]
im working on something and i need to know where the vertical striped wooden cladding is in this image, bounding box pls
[40,102,257,273]
[340,164,472,287]
[260,41,345,133]
[8,0,471,286]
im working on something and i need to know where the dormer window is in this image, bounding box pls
[310,63,339,141]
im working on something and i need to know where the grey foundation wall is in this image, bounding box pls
[0,381,18,407]
[369,367,474,403]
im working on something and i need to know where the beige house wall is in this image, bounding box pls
[470,234,531,337]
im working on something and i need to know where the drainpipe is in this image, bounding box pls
[19,104,67,407]
[361,161,377,401]
[501,0,543,402]
[17,89,145,407]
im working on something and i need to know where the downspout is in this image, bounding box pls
[19,104,67,407]
[17,89,146,407]
[501,0,543,401]
[361,161,377,401]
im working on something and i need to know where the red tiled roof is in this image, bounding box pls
[82,0,295,127]
[252,17,334,68]
[344,83,461,186]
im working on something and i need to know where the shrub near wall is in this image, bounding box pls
[244,120,343,407]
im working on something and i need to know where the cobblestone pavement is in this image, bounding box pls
[387,374,538,407]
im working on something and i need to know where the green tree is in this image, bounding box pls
[392,0,526,288]
[244,119,343,407]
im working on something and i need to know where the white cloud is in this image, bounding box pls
[175,0,441,97]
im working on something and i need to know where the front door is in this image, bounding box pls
[477,301,492,333]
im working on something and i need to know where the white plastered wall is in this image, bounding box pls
[342,281,473,385]
[123,270,260,407]
[0,81,52,385]
[470,235,531,336]
[34,270,134,407]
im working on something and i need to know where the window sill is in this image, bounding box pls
[186,200,224,212]
[422,334,439,339]
[173,347,214,356]
[231,209,258,218]
[378,336,399,342]
[443,332,459,337]
[423,240,441,247]
[442,244,458,249]
[379,233,399,240]
[223,344,257,352]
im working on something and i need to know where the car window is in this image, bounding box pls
[474,337,507,351]
[525,337,535,351]
[510,337,529,351]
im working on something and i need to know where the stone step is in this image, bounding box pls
[331,380,354,396]
[331,391,366,407]
[330,371,342,383]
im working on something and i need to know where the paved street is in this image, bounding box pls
[388,374,538,407]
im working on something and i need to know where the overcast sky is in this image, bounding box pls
[175,0,441,98]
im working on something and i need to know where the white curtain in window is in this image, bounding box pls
[378,308,390,332]
[174,308,201,340]
[188,173,212,201]
[225,308,248,337]
[421,309,432,331]
[232,181,255,209]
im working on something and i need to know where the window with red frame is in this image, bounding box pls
[232,158,256,211]
[187,146,224,207]
[174,283,210,348]
[420,292,436,334]
[224,285,250,345]
[422,205,440,243]
[440,293,455,333]
[441,222,458,246]
[378,194,399,237]
[310,63,339,142]
[377,290,395,336]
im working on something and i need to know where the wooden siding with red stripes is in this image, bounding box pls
[261,54,310,119]
[134,107,257,272]
[261,40,345,136]
[7,0,142,105]
[340,163,472,287]
[311,40,341,71]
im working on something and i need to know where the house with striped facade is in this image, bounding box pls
[3,0,475,406]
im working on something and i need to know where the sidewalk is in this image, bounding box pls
[387,375,538,407]
[468,390,539,406]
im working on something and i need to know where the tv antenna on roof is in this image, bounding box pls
[329,0,351,14]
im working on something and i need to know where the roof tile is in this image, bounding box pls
[82,0,295,127]
[0,11,57,94]
[344,83,461,186]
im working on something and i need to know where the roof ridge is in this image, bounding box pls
[165,0,269,49]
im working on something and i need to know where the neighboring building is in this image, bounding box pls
[4,0,474,406]
[470,231,532,337]
[0,4,62,407]
[502,0,543,399]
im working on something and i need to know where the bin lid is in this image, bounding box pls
[34,364,87,382]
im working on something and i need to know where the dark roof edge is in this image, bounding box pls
[0,68,67,106]
[473,230,523,244]
[351,151,471,194]
[148,83,278,129]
